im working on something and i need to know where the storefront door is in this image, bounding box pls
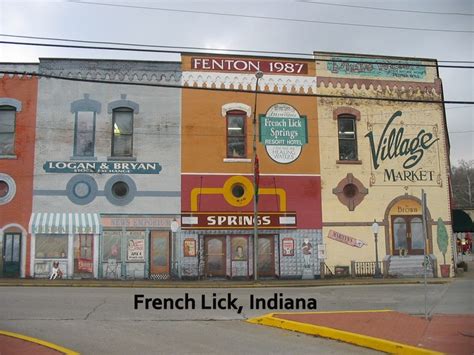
[205,236,226,277]
[258,236,275,277]
[392,216,425,255]
[2,233,21,277]
[74,234,93,276]
[150,231,170,277]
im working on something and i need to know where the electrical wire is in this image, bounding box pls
[66,0,474,34]
[1,70,473,105]
[296,1,474,17]
[1,39,474,69]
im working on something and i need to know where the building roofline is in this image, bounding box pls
[180,51,312,62]
[38,57,181,64]
[313,51,437,63]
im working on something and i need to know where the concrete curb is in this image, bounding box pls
[0,278,450,288]
[0,330,79,355]
[247,312,444,355]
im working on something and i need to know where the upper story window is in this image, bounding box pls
[71,94,101,159]
[112,107,134,157]
[74,112,95,157]
[0,106,16,156]
[227,111,246,158]
[338,115,358,161]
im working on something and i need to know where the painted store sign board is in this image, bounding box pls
[261,104,307,164]
[43,161,162,174]
[327,57,426,79]
[101,216,178,229]
[181,212,297,229]
[259,116,308,147]
[328,230,367,248]
[191,57,308,75]
[365,111,441,187]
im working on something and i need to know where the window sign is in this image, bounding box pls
[282,238,294,256]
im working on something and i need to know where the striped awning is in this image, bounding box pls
[29,213,101,234]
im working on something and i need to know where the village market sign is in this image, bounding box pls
[44,161,162,174]
[365,111,440,184]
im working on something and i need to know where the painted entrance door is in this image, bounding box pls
[392,216,425,255]
[74,234,93,275]
[258,236,275,277]
[150,231,170,276]
[3,233,21,277]
[205,236,226,277]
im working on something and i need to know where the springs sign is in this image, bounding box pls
[259,104,308,164]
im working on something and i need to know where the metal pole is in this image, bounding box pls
[253,71,263,281]
[422,189,428,320]
[374,231,381,277]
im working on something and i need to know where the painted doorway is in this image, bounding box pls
[258,236,275,277]
[205,235,226,277]
[392,216,425,255]
[2,233,21,277]
[150,231,170,278]
[74,234,94,277]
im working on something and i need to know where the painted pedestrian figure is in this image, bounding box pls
[302,238,312,268]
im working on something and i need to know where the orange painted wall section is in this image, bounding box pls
[0,75,38,276]
[181,90,320,174]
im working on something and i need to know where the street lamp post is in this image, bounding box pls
[253,70,263,281]
[372,220,382,278]
[170,218,179,279]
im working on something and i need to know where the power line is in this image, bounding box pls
[1,39,474,70]
[66,0,474,34]
[1,34,473,65]
[297,1,474,17]
[1,70,473,105]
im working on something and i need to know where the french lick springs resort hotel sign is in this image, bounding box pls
[365,110,441,186]
[259,104,308,164]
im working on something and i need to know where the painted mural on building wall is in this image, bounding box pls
[326,57,426,79]
[260,104,308,164]
[365,111,441,187]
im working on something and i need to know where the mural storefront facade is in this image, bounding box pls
[179,54,322,279]
[315,51,453,277]
[0,64,38,278]
[31,59,182,279]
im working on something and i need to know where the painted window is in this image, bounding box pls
[35,235,68,259]
[112,108,133,157]
[227,111,246,158]
[0,106,16,155]
[338,115,358,161]
[74,111,95,157]
[102,231,122,261]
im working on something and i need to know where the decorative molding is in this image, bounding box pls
[182,72,317,94]
[333,107,361,121]
[317,77,442,99]
[0,98,22,111]
[39,59,181,84]
[108,94,139,113]
[221,103,252,117]
[332,173,368,211]
[71,94,101,113]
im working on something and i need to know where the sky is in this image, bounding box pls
[0,0,472,164]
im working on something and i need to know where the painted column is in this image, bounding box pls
[20,233,26,278]
[30,234,35,277]
[68,233,74,278]
[93,233,99,279]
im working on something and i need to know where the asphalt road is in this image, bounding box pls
[0,278,472,354]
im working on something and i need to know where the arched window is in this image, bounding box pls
[0,105,17,156]
[226,110,246,158]
[337,114,358,161]
[112,107,134,157]
[71,94,100,158]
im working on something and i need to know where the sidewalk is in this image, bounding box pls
[0,331,78,355]
[248,311,474,355]
[0,277,451,288]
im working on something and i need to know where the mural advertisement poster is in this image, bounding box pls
[259,104,307,164]
[127,239,145,261]
[184,239,196,257]
[282,238,294,256]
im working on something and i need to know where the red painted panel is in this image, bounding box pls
[181,174,322,229]
[0,74,38,277]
